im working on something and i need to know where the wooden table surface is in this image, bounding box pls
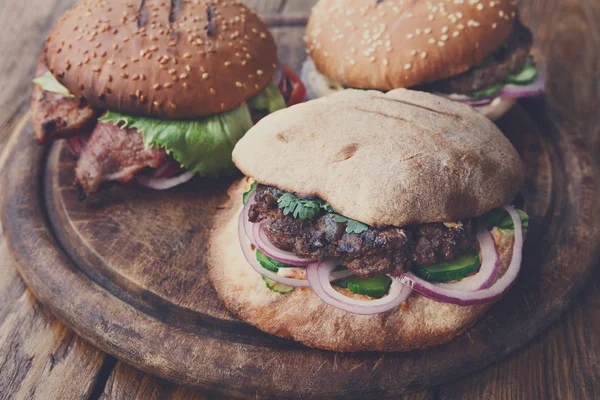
[1,0,599,399]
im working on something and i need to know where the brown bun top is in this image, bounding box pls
[306,0,518,90]
[233,89,523,227]
[45,0,277,119]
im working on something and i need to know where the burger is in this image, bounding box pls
[301,0,544,120]
[32,0,306,195]
[208,89,528,352]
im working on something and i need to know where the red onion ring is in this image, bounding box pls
[399,206,523,306]
[306,260,413,315]
[252,223,315,266]
[238,210,311,287]
[438,231,499,291]
[136,170,195,190]
[238,212,354,287]
[274,60,285,89]
[499,72,546,98]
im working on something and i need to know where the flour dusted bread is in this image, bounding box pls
[233,89,523,227]
[207,180,516,352]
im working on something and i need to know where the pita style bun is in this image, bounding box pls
[233,88,523,227]
[306,0,517,91]
[207,180,516,352]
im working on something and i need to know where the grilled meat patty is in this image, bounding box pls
[424,20,534,94]
[32,56,96,144]
[75,122,167,195]
[248,185,477,278]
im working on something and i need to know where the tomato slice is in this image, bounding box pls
[282,65,307,107]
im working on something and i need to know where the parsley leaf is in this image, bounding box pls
[277,193,323,220]
[275,191,370,233]
[332,214,369,234]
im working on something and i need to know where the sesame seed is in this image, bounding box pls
[492,22,498,29]
[256,69,263,75]
[183,52,191,58]
[169,103,176,109]
[235,81,243,87]
[453,31,460,37]
[410,49,417,56]
[164,82,172,88]
[132,74,139,80]
[210,88,216,95]
[441,34,449,41]
[420,52,428,59]
[120,72,129,78]
[428,38,436,44]
[404,63,412,70]
[438,41,446,47]
[113,44,119,50]
[153,83,161,90]
[441,26,449,33]
[153,101,160,107]
[182,82,189,90]
[202,72,210,79]
[406,33,414,39]
[224,61,231,67]
[383,58,389,66]
[424,27,432,34]
[477,3,484,10]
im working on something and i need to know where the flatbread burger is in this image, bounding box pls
[208,88,528,352]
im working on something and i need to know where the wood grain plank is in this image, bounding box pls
[0,0,75,148]
[519,0,600,156]
[438,265,600,400]
[0,230,108,399]
[100,361,434,400]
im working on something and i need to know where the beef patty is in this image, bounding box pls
[32,55,97,144]
[75,121,167,195]
[248,185,477,278]
[423,20,534,94]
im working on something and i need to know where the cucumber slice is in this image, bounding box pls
[335,275,393,299]
[414,251,481,283]
[262,276,295,294]
[506,59,538,85]
[467,83,504,99]
[479,208,529,233]
[256,249,299,273]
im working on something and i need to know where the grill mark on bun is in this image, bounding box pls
[378,97,460,118]
[137,0,148,28]
[355,107,408,123]
[169,0,182,24]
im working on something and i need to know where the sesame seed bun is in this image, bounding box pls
[305,0,518,91]
[45,0,277,119]
[233,88,523,227]
[207,179,517,352]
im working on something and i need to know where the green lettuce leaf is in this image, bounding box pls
[99,104,253,176]
[33,71,74,97]
[247,82,286,114]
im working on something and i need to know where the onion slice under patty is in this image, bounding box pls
[438,230,499,291]
[499,72,546,98]
[306,260,413,315]
[252,223,315,266]
[399,206,523,306]
[136,170,195,190]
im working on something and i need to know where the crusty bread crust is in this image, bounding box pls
[45,0,277,119]
[306,0,517,90]
[207,180,516,352]
[233,89,523,227]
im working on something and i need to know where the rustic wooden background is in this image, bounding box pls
[0,0,599,399]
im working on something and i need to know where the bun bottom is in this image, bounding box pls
[301,57,516,121]
[207,180,516,352]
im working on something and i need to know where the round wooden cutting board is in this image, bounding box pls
[3,21,600,400]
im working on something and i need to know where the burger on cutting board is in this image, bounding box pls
[302,0,544,120]
[32,0,305,195]
[208,88,528,352]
